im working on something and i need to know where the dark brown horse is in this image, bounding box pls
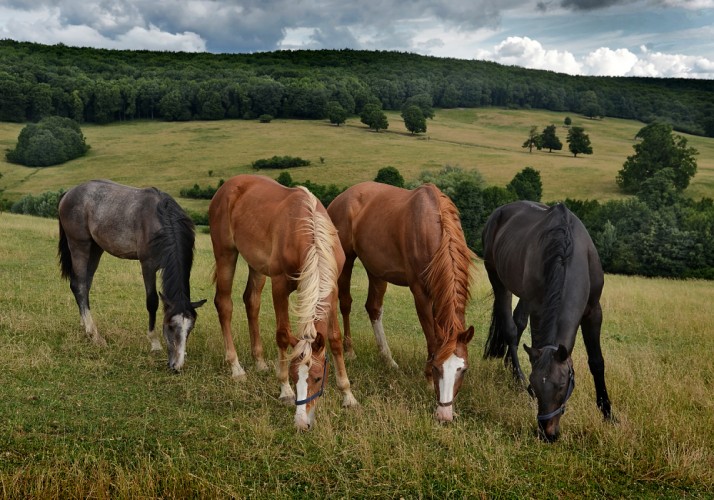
[328,182,475,422]
[209,174,358,430]
[58,180,206,371]
[482,200,613,441]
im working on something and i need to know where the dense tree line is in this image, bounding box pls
[1,40,713,136]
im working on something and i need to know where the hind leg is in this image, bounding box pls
[581,302,614,421]
[141,262,162,352]
[326,300,359,407]
[338,255,356,359]
[485,269,525,383]
[244,267,269,371]
[213,248,246,380]
[68,240,106,346]
[365,273,398,369]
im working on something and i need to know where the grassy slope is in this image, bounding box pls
[1,110,714,496]
[0,214,712,497]
[1,109,713,213]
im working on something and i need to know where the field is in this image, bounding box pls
[1,109,714,497]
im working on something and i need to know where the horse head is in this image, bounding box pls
[290,332,329,431]
[432,326,474,422]
[524,343,575,442]
[161,294,207,372]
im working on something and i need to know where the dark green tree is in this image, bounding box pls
[402,93,435,119]
[327,101,347,126]
[401,105,426,134]
[579,90,602,119]
[567,126,593,157]
[6,117,89,167]
[522,125,541,153]
[616,122,698,194]
[374,166,405,187]
[564,116,572,127]
[507,167,542,201]
[360,103,388,132]
[540,124,562,152]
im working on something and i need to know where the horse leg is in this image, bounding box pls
[326,302,359,408]
[508,298,529,383]
[338,254,356,359]
[271,276,296,404]
[485,270,525,383]
[213,249,246,380]
[141,261,162,352]
[365,273,398,369]
[581,301,614,421]
[410,283,437,384]
[68,239,106,347]
[243,267,269,371]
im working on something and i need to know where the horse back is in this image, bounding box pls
[58,180,163,260]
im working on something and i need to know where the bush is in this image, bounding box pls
[10,189,65,218]
[374,166,405,188]
[259,114,273,123]
[6,117,89,167]
[179,179,225,199]
[252,155,311,170]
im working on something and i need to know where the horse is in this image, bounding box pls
[481,200,614,441]
[58,180,206,371]
[327,181,475,422]
[208,174,358,430]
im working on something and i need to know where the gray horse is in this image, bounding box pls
[58,180,205,371]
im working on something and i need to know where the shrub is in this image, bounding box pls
[10,189,65,218]
[252,155,311,170]
[179,179,225,199]
[6,117,89,167]
[259,114,273,123]
[374,166,405,188]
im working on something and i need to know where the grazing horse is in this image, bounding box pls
[208,174,358,430]
[58,180,206,371]
[481,200,613,441]
[327,182,475,422]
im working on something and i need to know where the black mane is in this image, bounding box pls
[151,193,196,313]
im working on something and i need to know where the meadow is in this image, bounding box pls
[1,109,713,497]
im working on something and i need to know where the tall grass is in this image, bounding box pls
[0,213,712,497]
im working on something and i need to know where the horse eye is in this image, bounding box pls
[314,377,322,383]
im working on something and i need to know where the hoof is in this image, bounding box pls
[150,344,163,353]
[344,349,357,360]
[92,336,108,348]
[342,393,359,408]
[255,359,270,372]
[279,394,296,406]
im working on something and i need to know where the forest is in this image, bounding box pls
[1,39,714,137]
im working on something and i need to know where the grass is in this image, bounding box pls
[1,213,713,497]
[1,109,713,215]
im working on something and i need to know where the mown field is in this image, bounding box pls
[1,109,714,497]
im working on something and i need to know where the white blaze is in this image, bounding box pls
[172,315,191,371]
[436,353,465,422]
[294,364,315,430]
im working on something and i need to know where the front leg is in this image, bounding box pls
[141,262,162,352]
[272,277,296,405]
[581,302,614,421]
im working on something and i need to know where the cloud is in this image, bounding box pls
[475,36,714,78]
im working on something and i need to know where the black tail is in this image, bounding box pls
[57,194,74,280]
[483,302,507,358]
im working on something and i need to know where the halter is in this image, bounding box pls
[294,351,329,406]
[536,346,575,422]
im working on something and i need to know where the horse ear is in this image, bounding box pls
[191,299,207,309]
[556,344,569,362]
[523,344,538,362]
[459,326,475,344]
[313,333,326,355]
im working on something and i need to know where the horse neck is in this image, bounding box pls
[538,207,574,346]
[292,191,338,345]
[423,190,473,343]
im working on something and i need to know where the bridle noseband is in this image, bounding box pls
[294,351,329,406]
[536,346,575,422]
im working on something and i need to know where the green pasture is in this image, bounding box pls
[1,109,713,215]
[1,213,713,497]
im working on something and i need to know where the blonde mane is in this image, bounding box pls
[290,186,339,366]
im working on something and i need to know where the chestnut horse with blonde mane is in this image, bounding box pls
[209,175,358,430]
[327,182,475,422]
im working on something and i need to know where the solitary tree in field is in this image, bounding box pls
[374,166,405,187]
[617,122,698,194]
[360,103,389,132]
[327,101,347,126]
[567,126,593,157]
[540,124,562,152]
[402,105,426,134]
[522,126,541,153]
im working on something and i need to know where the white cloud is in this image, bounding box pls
[475,36,714,79]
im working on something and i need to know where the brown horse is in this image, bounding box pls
[209,174,358,430]
[327,181,475,422]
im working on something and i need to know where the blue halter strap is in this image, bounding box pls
[294,350,329,406]
[536,345,575,422]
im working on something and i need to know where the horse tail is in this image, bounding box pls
[291,187,339,366]
[57,192,74,281]
[539,204,574,342]
[423,187,475,361]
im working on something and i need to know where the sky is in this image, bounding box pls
[1,0,713,79]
